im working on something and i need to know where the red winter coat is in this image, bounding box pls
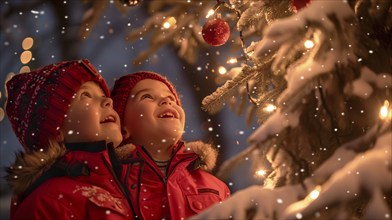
[7,141,134,220]
[116,141,230,220]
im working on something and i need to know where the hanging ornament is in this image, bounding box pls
[202,18,230,47]
[291,0,311,12]
[121,0,141,6]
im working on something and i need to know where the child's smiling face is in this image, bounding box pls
[60,81,122,147]
[122,79,185,149]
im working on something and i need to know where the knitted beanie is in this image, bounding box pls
[5,59,109,152]
[111,71,181,121]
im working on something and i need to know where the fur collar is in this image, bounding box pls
[115,141,218,172]
[6,141,66,196]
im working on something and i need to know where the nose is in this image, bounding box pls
[159,97,172,106]
[102,97,113,108]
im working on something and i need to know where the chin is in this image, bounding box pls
[109,136,123,147]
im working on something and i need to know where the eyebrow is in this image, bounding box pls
[133,88,174,98]
[133,88,152,97]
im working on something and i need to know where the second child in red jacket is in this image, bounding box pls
[111,71,230,220]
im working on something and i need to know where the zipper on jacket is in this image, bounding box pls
[140,143,198,185]
[101,154,138,218]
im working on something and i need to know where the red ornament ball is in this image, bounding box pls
[291,0,311,12]
[202,18,230,46]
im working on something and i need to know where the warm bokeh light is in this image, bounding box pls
[227,58,237,64]
[162,17,176,29]
[0,107,4,122]
[255,169,266,176]
[20,51,32,64]
[19,66,31,73]
[264,104,277,112]
[218,66,227,75]
[309,187,321,200]
[206,9,215,18]
[379,100,392,120]
[304,40,314,49]
[22,37,34,50]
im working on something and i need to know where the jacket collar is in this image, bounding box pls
[65,140,110,152]
[115,141,219,172]
[6,140,113,196]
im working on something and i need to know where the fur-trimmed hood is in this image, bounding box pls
[6,141,66,196]
[115,141,219,172]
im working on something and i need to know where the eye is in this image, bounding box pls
[141,94,153,100]
[81,91,92,98]
[168,96,176,102]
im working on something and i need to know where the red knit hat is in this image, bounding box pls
[111,71,181,121]
[5,59,109,152]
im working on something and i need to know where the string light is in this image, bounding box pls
[255,169,266,176]
[227,58,238,64]
[306,185,322,201]
[309,187,321,200]
[304,40,314,49]
[162,17,177,29]
[379,100,392,120]
[218,66,227,75]
[206,9,215,18]
[264,104,277,112]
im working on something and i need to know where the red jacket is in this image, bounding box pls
[7,141,134,220]
[117,141,230,220]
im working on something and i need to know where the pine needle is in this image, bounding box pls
[202,66,258,114]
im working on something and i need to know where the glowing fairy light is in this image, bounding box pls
[304,185,322,201]
[218,66,227,75]
[255,169,266,176]
[379,100,392,120]
[227,58,238,64]
[309,186,321,200]
[264,104,277,112]
[206,9,215,18]
[304,40,314,49]
[162,17,176,29]
[163,22,171,29]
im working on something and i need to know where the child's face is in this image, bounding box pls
[122,79,185,148]
[60,81,122,147]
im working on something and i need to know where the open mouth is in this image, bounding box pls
[158,110,178,119]
[100,115,116,123]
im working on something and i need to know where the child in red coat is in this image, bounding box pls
[111,71,230,220]
[5,59,134,219]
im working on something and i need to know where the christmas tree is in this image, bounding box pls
[121,0,391,219]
